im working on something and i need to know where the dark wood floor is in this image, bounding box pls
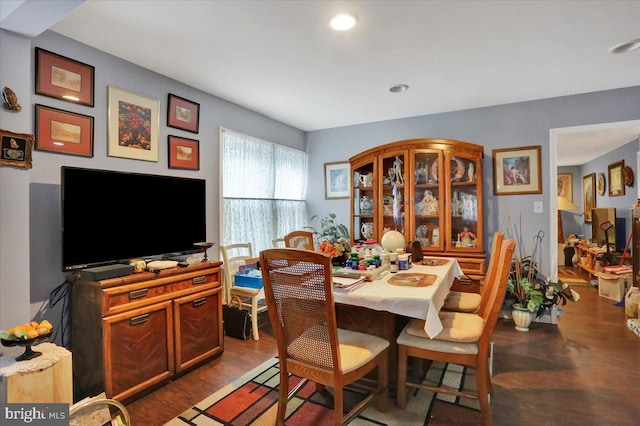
[126,267,640,425]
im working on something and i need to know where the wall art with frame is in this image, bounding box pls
[583,173,596,223]
[608,160,625,197]
[557,172,573,202]
[168,135,199,170]
[35,47,95,107]
[167,93,200,133]
[35,104,94,157]
[492,145,542,195]
[324,161,350,199]
[108,86,159,162]
[0,129,34,169]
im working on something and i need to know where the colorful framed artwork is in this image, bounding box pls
[597,173,606,196]
[167,93,200,134]
[324,161,350,199]
[108,86,159,162]
[34,104,94,157]
[583,173,596,223]
[608,160,625,197]
[557,173,573,202]
[0,129,34,169]
[168,135,199,170]
[35,47,95,107]
[492,145,542,195]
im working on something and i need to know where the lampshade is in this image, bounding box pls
[558,195,578,211]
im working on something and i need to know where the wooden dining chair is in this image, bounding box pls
[260,248,389,425]
[283,230,315,250]
[442,232,504,313]
[272,237,286,248]
[397,238,516,426]
[219,242,267,340]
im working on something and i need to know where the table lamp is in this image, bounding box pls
[558,195,579,243]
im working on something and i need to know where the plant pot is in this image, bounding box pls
[512,304,535,332]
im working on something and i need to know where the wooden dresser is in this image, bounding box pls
[71,261,223,403]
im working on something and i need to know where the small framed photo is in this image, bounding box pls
[167,93,200,134]
[168,135,199,170]
[324,161,350,199]
[557,173,573,201]
[492,145,542,195]
[108,86,159,162]
[35,47,95,107]
[35,104,94,157]
[597,173,606,196]
[608,160,625,197]
[583,173,596,223]
[0,129,34,169]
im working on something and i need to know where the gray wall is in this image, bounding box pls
[306,87,640,278]
[0,29,306,335]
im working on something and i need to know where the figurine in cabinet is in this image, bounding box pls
[393,156,404,185]
[458,225,477,247]
[417,190,438,215]
[467,162,475,182]
[452,157,466,182]
[430,160,439,183]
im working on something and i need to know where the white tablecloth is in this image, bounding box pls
[334,259,463,338]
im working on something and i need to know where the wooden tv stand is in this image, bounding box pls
[71,261,223,403]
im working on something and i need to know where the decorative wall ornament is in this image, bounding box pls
[596,173,606,196]
[2,87,21,111]
[623,165,634,188]
[0,129,34,169]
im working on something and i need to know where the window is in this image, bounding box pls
[220,129,308,254]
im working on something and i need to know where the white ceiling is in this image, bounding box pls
[8,1,640,164]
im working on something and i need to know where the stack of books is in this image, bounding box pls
[602,265,632,275]
[333,272,366,293]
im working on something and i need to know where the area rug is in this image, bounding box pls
[166,358,481,425]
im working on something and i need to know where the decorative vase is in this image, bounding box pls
[512,305,535,332]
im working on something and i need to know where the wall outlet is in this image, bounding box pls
[534,201,543,213]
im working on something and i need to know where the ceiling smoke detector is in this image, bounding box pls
[389,84,409,93]
[609,38,640,54]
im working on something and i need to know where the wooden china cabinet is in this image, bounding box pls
[349,138,486,278]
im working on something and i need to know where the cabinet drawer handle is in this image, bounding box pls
[129,288,148,299]
[192,297,207,307]
[192,276,206,284]
[130,314,149,326]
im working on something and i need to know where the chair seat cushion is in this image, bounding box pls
[288,326,389,373]
[442,291,481,313]
[397,318,479,355]
[405,311,484,343]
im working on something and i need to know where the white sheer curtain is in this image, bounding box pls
[221,129,308,254]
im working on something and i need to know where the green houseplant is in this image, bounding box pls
[305,213,350,260]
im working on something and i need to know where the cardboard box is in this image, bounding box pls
[596,272,630,301]
[234,273,263,289]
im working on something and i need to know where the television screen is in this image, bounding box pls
[62,167,206,271]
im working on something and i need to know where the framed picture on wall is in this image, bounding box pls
[492,145,542,195]
[324,161,350,199]
[168,135,199,170]
[107,86,159,162]
[0,129,34,169]
[608,160,625,197]
[35,104,94,157]
[35,47,95,107]
[596,173,606,196]
[557,173,573,202]
[167,94,200,134]
[583,173,596,223]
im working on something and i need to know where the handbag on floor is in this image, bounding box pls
[223,296,252,340]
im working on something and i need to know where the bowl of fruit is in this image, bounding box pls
[1,320,53,361]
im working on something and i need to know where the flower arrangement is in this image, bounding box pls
[305,213,350,258]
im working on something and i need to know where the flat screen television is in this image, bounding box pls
[62,166,206,271]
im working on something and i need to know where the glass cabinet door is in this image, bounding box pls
[351,160,376,242]
[410,150,444,251]
[446,152,482,252]
[377,150,407,240]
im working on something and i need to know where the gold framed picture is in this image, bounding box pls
[608,160,625,197]
[583,173,596,223]
[557,173,573,202]
[492,145,542,195]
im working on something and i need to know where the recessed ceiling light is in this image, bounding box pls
[330,13,357,31]
[609,38,640,54]
[389,84,409,93]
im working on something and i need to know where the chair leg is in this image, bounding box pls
[375,351,389,413]
[251,297,260,340]
[276,367,289,426]
[397,344,408,409]
[476,360,493,426]
[333,385,344,425]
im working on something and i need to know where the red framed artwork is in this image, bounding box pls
[168,135,199,170]
[167,94,200,133]
[35,47,95,107]
[35,104,94,157]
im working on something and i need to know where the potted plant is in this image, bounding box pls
[305,213,351,265]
